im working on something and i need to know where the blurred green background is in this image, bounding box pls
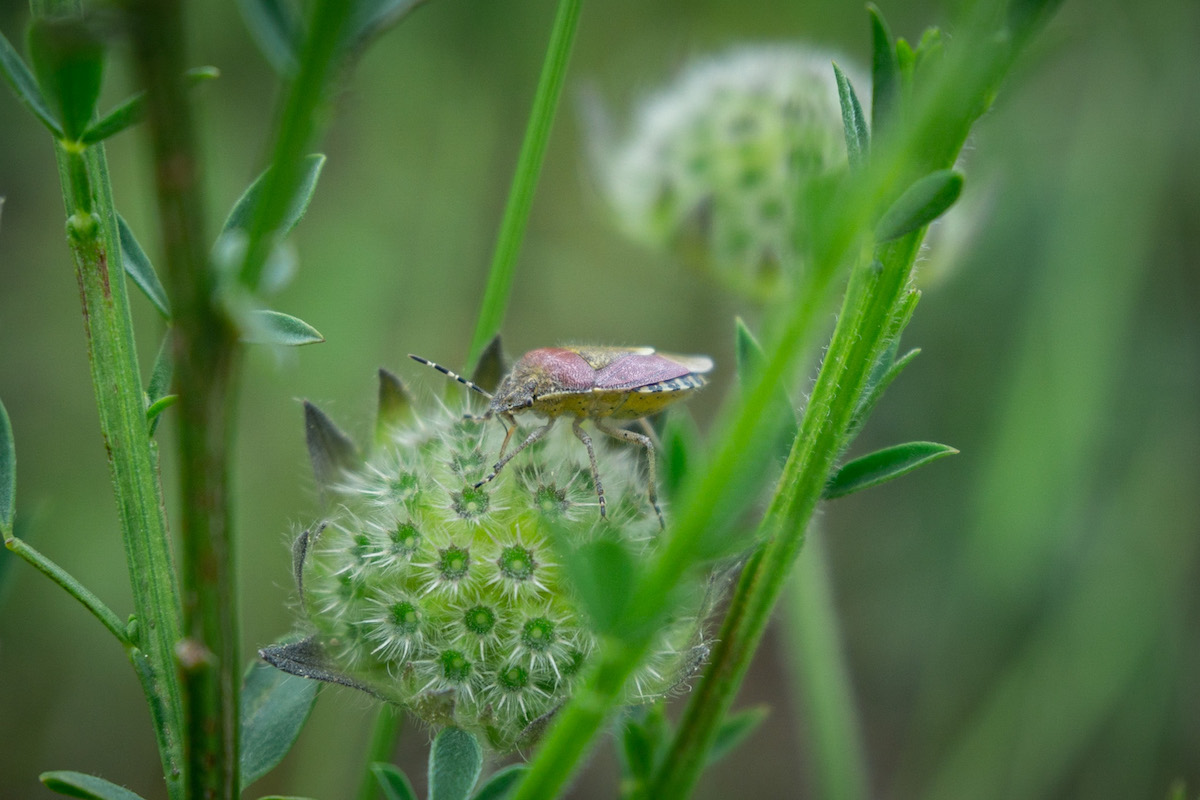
[1,0,1197,798]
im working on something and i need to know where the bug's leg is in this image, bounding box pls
[496,412,517,460]
[475,417,554,489]
[595,418,663,529]
[571,417,606,519]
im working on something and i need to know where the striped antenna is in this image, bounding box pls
[408,355,495,400]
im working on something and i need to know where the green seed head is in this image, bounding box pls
[294,394,711,751]
[593,46,864,301]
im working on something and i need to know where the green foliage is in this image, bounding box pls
[373,763,419,800]
[40,772,147,800]
[706,705,769,766]
[824,441,958,499]
[0,26,63,136]
[118,216,170,318]
[874,169,964,243]
[429,728,483,800]
[834,63,869,170]
[239,661,321,790]
[242,309,325,346]
[221,153,326,242]
[26,16,104,141]
[0,397,13,539]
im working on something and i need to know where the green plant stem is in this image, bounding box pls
[646,6,1045,794]
[779,531,870,800]
[124,0,241,796]
[464,0,581,374]
[354,706,404,800]
[237,0,355,290]
[50,138,188,798]
[3,534,130,646]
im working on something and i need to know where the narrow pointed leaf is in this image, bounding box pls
[472,765,528,800]
[145,336,174,435]
[874,169,963,243]
[429,727,483,800]
[735,317,798,456]
[243,309,324,346]
[237,0,301,75]
[239,660,320,790]
[259,637,380,696]
[118,215,170,318]
[376,368,414,445]
[39,771,147,800]
[824,441,958,500]
[660,410,701,499]
[833,62,868,170]
[868,4,900,136]
[622,718,655,780]
[1,397,14,537]
[27,17,105,141]
[81,66,218,145]
[304,401,358,491]
[0,27,63,135]
[222,153,326,238]
[849,347,920,441]
[471,335,506,394]
[705,705,770,767]
[372,763,418,800]
[144,395,178,427]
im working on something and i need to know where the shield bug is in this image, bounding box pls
[409,346,713,526]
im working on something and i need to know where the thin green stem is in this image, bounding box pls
[237,0,355,290]
[464,0,582,374]
[4,535,130,646]
[124,0,240,796]
[780,532,870,800]
[49,135,188,799]
[354,706,404,800]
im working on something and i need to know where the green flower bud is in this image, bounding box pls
[592,46,865,300]
[278,378,712,751]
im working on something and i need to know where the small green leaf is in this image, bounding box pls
[705,705,769,767]
[243,309,324,346]
[472,765,527,800]
[81,66,219,144]
[0,27,63,136]
[848,347,920,442]
[237,0,302,75]
[221,153,326,238]
[660,410,701,499]
[0,397,14,538]
[27,17,105,141]
[833,62,868,170]
[375,368,414,446]
[558,534,638,636]
[304,402,359,493]
[40,771,147,800]
[867,4,900,136]
[257,796,321,800]
[372,763,418,800]
[621,717,655,781]
[429,727,483,800]
[240,660,320,790]
[824,441,958,500]
[735,317,798,457]
[144,395,177,426]
[874,169,963,243]
[118,215,170,318]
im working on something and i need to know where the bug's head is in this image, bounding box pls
[491,366,541,415]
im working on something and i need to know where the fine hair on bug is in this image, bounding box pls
[409,346,714,528]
